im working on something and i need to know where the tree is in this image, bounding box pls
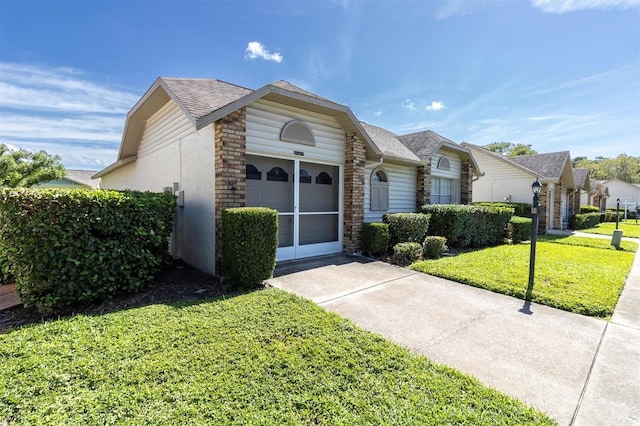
[0,144,66,188]
[573,154,640,183]
[482,142,538,157]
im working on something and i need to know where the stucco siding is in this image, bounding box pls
[469,148,535,203]
[364,161,417,223]
[138,100,194,159]
[246,99,345,163]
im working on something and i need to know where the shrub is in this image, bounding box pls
[571,213,601,230]
[507,216,532,244]
[382,213,430,248]
[421,204,513,248]
[221,207,278,289]
[473,202,532,218]
[392,242,422,266]
[423,236,448,259]
[361,222,389,256]
[0,246,12,283]
[580,205,599,214]
[0,188,176,312]
[603,210,623,223]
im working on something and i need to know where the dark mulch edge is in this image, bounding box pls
[0,260,225,334]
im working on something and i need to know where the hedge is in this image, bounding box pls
[507,216,532,244]
[422,204,513,248]
[579,205,599,214]
[382,213,430,248]
[0,188,176,312]
[361,222,389,256]
[423,236,447,259]
[392,242,422,266]
[221,207,278,289]
[473,202,532,218]
[572,213,603,230]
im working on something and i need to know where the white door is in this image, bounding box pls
[246,155,342,260]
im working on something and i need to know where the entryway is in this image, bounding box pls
[246,155,342,261]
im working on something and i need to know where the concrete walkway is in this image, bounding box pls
[268,238,640,425]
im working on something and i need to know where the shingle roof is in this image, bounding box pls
[397,130,458,159]
[65,169,100,188]
[359,122,420,162]
[269,80,335,103]
[573,168,589,189]
[508,151,571,179]
[161,78,252,121]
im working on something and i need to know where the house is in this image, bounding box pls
[580,179,609,211]
[462,143,577,231]
[94,77,480,275]
[601,178,640,211]
[33,169,100,189]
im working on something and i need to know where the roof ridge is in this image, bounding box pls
[160,76,255,92]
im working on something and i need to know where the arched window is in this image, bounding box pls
[246,164,261,180]
[437,156,451,171]
[315,172,332,185]
[267,167,289,182]
[299,169,311,184]
[280,120,315,146]
[371,168,389,211]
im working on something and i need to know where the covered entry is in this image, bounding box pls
[246,154,342,260]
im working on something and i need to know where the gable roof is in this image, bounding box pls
[462,143,574,187]
[64,169,100,188]
[572,168,590,191]
[398,130,480,174]
[359,122,420,163]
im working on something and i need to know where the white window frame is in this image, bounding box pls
[371,168,389,211]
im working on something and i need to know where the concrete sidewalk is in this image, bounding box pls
[268,249,640,425]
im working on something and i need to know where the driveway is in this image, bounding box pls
[267,253,640,425]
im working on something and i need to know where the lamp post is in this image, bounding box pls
[616,198,620,230]
[528,178,542,288]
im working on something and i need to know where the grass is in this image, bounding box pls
[0,290,555,425]
[539,234,638,253]
[411,237,635,317]
[580,220,640,238]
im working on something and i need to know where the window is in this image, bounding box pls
[370,168,389,211]
[299,169,311,184]
[267,167,289,182]
[246,164,262,180]
[437,156,451,171]
[432,177,453,204]
[280,120,316,146]
[315,172,332,185]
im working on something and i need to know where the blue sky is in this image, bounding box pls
[0,0,638,170]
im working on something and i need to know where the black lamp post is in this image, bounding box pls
[616,198,620,230]
[528,178,542,288]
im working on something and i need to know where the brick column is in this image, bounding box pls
[215,108,247,269]
[460,161,473,205]
[416,163,431,210]
[553,182,563,229]
[343,131,366,253]
[538,184,548,234]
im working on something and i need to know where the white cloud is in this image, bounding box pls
[426,101,446,111]
[373,110,382,116]
[401,99,416,110]
[245,41,283,63]
[531,0,640,13]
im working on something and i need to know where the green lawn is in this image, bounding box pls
[411,238,635,317]
[0,290,554,425]
[580,220,640,238]
[539,234,638,253]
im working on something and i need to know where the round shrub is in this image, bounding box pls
[361,222,389,256]
[507,216,532,244]
[423,236,448,259]
[383,213,430,248]
[392,242,422,266]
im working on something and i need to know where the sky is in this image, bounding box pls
[0,0,639,171]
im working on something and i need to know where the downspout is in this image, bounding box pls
[473,171,485,182]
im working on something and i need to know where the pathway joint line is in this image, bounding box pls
[318,271,418,305]
[570,322,609,425]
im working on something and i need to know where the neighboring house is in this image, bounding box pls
[94,77,480,275]
[462,143,577,232]
[580,180,609,211]
[33,169,100,189]
[601,178,640,210]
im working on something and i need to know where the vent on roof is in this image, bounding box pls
[280,120,315,146]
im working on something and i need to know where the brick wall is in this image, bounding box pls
[553,182,563,229]
[460,161,473,205]
[537,184,548,233]
[416,163,431,210]
[214,108,247,268]
[343,131,366,253]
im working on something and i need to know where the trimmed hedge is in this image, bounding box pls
[392,242,422,266]
[382,213,430,248]
[361,222,389,256]
[507,216,532,244]
[0,188,176,312]
[423,236,447,259]
[579,205,599,214]
[473,202,532,218]
[571,213,603,229]
[602,211,623,223]
[221,207,278,289]
[422,204,513,248]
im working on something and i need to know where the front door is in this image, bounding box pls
[246,155,342,260]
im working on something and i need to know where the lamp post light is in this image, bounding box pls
[528,178,542,288]
[616,198,620,230]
